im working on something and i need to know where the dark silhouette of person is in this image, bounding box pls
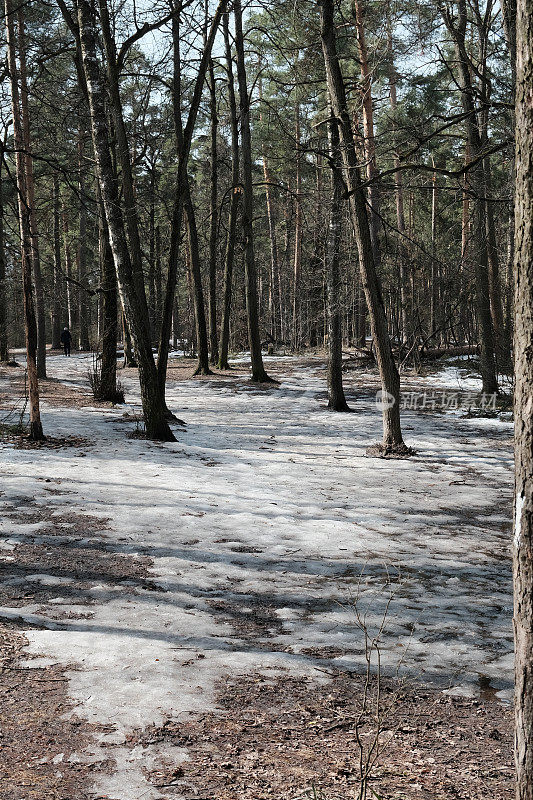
[60,326,72,356]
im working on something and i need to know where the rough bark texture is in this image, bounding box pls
[5,0,43,439]
[218,11,240,371]
[513,0,533,795]
[77,0,173,441]
[234,0,272,382]
[319,0,404,449]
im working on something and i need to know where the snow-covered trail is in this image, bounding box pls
[0,353,513,799]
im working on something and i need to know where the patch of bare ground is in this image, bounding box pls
[0,364,117,411]
[0,623,112,800]
[0,496,162,797]
[1,503,161,608]
[129,672,513,800]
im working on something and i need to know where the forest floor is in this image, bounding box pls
[0,350,515,799]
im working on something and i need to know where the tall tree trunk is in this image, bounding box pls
[320,0,405,450]
[184,185,211,375]
[98,190,118,399]
[62,211,74,330]
[77,130,90,350]
[17,4,46,378]
[514,2,533,796]
[157,0,227,394]
[52,176,62,350]
[259,78,279,344]
[513,0,533,796]
[233,0,272,382]
[430,162,438,339]
[208,58,219,365]
[441,0,498,394]
[292,102,302,350]
[0,152,8,363]
[353,0,381,266]
[77,0,173,441]
[387,17,408,344]
[218,11,240,371]
[326,115,350,412]
[148,164,157,344]
[5,0,43,439]
[485,155,505,357]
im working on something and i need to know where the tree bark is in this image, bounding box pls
[17,4,46,378]
[157,0,227,393]
[208,58,219,365]
[184,186,211,375]
[77,0,173,440]
[319,0,404,450]
[0,150,8,363]
[233,0,272,382]
[258,78,279,344]
[98,189,118,399]
[77,130,90,350]
[52,176,62,350]
[387,17,408,345]
[5,0,43,438]
[353,0,381,267]
[513,0,533,795]
[440,0,498,394]
[326,116,350,412]
[292,102,302,350]
[218,11,240,371]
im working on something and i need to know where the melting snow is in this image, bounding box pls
[0,352,514,799]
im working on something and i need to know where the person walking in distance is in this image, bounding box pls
[60,326,72,356]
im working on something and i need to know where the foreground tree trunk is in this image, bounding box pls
[5,0,43,439]
[319,0,404,450]
[513,0,533,795]
[77,0,173,441]
[326,117,350,412]
[233,0,272,382]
